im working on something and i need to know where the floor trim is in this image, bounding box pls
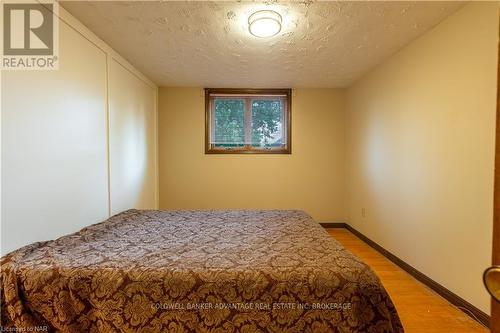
[319,222,347,228]
[320,223,490,328]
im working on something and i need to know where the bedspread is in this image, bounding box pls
[1,209,403,332]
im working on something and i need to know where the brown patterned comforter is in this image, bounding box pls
[1,209,403,332]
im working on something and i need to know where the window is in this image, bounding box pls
[205,88,291,154]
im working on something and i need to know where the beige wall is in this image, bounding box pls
[345,2,498,313]
[1,7,158,254]
[158,88,345,222]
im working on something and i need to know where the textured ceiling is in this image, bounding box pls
[61,1,464,88]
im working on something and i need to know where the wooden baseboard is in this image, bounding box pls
[320,223,490,328]
[318,222,347,228]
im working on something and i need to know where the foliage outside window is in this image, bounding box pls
[205,89,291,154]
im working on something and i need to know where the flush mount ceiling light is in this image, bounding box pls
[248,10,282,38]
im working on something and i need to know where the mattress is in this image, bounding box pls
[1,209,403,332]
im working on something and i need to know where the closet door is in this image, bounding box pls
[108,58,156,215]
[1,21,108,254]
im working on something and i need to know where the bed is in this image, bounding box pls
[1,209,403,332]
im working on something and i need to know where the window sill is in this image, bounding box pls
[205,147,291,154]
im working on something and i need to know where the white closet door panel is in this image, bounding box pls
[108,59,156,215]
[1,21,108,254]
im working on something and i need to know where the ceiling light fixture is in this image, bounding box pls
[248,10,282,38]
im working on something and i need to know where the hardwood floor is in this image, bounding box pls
[326,228,489,333]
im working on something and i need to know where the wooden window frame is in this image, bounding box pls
[205,88,292,154]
